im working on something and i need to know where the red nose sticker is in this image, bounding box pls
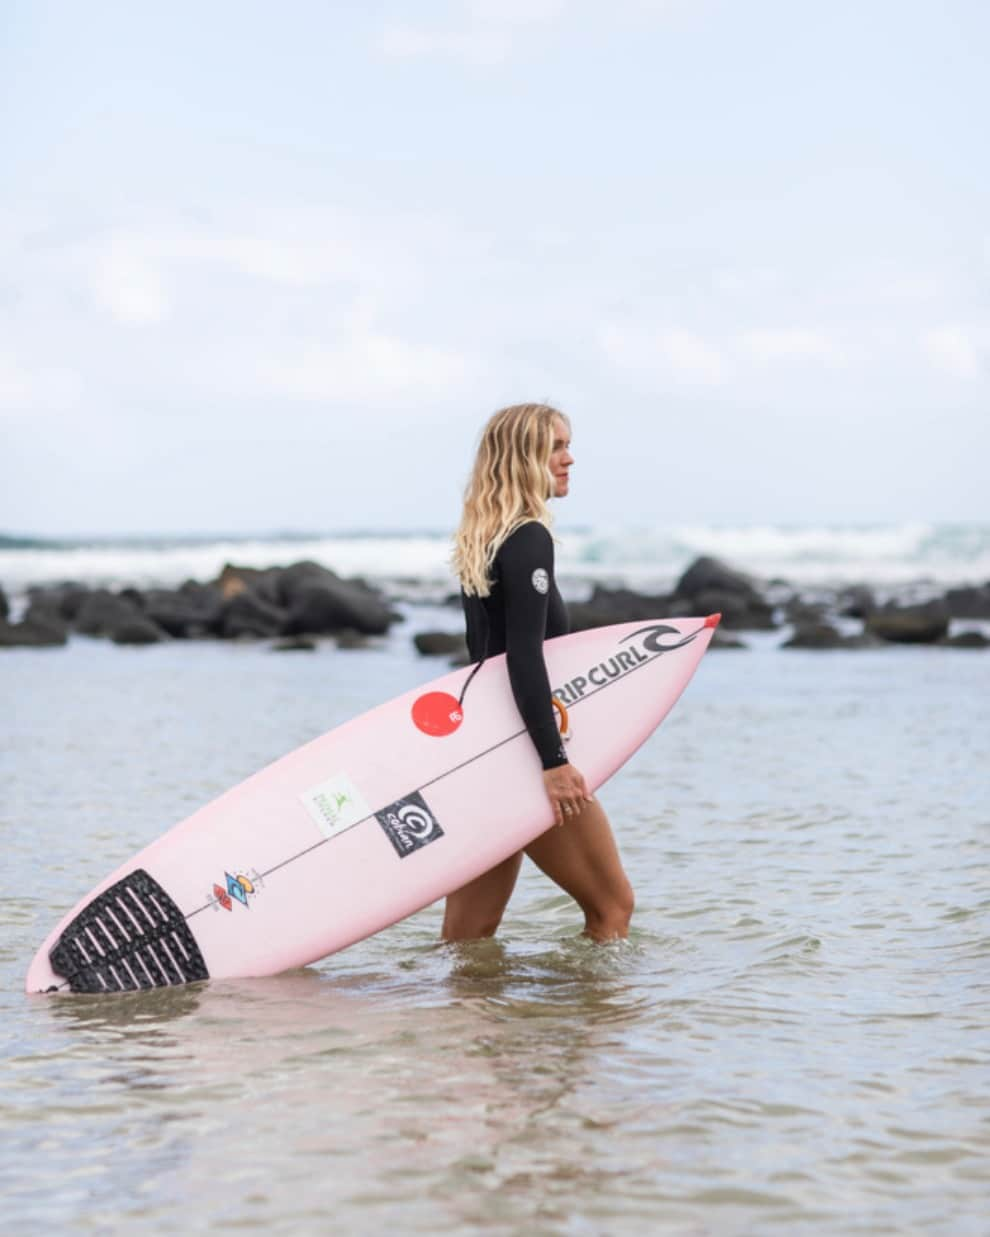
[412,691,464,737]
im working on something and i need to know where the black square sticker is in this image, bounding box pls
[375,791,444,859]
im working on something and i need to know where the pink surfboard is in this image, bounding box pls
[25,616,719,994]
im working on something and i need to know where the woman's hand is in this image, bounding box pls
[542,763,594,827]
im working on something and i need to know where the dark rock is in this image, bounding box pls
[673,558,777,630]
[939,630,990,649]
[943,586,990,619]
[180,579,223,603]
[0,585,7,622]
[334,629,372,650]
[693,589,776,630]
[27,582,89,622]
[839,586,876,620]
[38,588,157,645]
[783,622,848,650]
[676,556,761,603]
[215,563,283,605]
[272,636,318,652]
[867,601,950,645]
[414,631,468,657]
[710,630,747,650]
[75,590,141,637]
[282,578,396,637]
[566,585,679,632]
[111,618,167,645]
[141,586,224,638]
[0,614,68,647]
[784,599,827,625]
[21,601,69,641]
[275,561,340,607]
[219,592,286,639]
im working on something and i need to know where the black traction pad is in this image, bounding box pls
[49,868,209,992]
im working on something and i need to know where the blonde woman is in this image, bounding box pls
[445,403,635,943]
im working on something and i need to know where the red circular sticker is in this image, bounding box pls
[411,691,464,737]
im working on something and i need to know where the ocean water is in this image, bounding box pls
[2,608,988,1235]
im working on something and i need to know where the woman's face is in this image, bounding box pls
[549,416,574,499]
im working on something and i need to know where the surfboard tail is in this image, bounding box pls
[27,869,209,994]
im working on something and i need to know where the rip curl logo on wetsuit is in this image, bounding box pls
[531,568,549,595]
[376,791,444,858]
[551,623,699,707]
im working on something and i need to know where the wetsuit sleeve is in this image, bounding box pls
[498,523,568,770]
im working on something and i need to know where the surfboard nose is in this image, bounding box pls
[704,613,722,628]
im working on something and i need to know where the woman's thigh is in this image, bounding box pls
[442,850,525,940]
[524,798,634,937]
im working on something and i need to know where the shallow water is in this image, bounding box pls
[2,626,989,1234]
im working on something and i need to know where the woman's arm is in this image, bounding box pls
[499,522,591,821]
[498,522,568,770]
[499,523,593,825]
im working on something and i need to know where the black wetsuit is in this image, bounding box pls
[461,521,570,769]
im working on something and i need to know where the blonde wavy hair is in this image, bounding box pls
[452,402,569,598]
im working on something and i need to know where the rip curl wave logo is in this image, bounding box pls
[531,568,549,595]
[376,791,444,858]
[621,623,699,655]
[552,623,699,707]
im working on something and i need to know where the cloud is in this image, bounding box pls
[252,329,474,403]
[81,218,375,300]
[600,317,855,389]
[922,325,987,380]
[736,328,842,365]
[5,210,407,333]
[379,0,567,65]
[0,353,83,413]
[381,24,511,66]
[465,0,566,22]
[600,322,725,386]
[89,248,170,325]
[0,205,482,424]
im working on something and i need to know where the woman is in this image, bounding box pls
[445,403,635,943]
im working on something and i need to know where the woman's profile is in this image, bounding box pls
[446,403,635,943]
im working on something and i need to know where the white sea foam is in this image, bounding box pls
[0,536,456,596]
[1,523,988,599]
[561,522,990,590]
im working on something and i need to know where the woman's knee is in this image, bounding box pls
[583,880,635,939]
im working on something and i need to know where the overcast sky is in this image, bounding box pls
[1,0,987,536]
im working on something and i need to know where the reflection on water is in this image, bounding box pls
[2,641,989,1234]
[16,946,658,1232]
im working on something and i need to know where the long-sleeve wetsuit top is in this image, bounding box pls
[461,521,570,770]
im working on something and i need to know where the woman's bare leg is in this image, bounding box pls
[442,851,525,941]
[524,798,634,940]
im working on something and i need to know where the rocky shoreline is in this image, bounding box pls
[562,557,990,651]
[2,555,988,652]
[0,561,398,650]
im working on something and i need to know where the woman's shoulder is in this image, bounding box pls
[497,520,554,565]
